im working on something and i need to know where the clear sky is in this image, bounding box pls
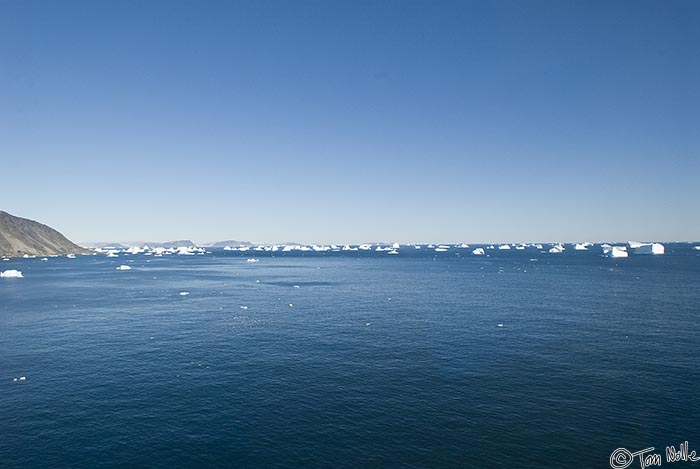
[1,0,698,244]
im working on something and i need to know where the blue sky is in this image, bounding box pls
[1,0,698,244]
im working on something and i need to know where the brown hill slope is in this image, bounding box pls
[0,211,90,258]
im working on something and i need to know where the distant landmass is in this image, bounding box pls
[80,240,199,249]
[205,240,253,248]
[0,211,90,258]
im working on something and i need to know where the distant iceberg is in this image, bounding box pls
[548,245,564,254]
[633,243,664,255]
[604,246,628,258]
[387,249,399,255]
[1,269,23,278]
[574,243,588,251]
[472,248,485,255]
[694,246,700,251]
[246,258,259,263]
[116,265,132,270]
[498,244,511,250]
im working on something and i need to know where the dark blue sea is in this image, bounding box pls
[2,244,699,468]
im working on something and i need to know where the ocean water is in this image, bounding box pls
[1,245,699,468]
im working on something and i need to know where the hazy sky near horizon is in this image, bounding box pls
[1,0,698,244]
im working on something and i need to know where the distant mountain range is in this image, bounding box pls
[204,240,253,248]
[80,240,199,249]
[0,211,90,258]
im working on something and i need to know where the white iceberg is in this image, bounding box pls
[472,248,485,255]
[179,291,189,296]
[548,245,564,254]
[1,270,23,278]
[387,249,399,255]
[604,246,628,258]
[246,258,259,263]
[574,243,588,251]
[498,244,511,250]
[116,265,132,271]
[694,246,700,251]
[176,246,195,256]
[633,243,664,255]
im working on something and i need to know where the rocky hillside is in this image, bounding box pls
[0,211,90,258]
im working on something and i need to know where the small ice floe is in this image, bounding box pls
[366,322,371,326]
[604,246,628,258]
[387,249,399,255]
[434,247,449,252]
[179,291,190,296]
[632,243,664,255]
[240,305,248,310]
[66,254,76,259]
[246,258,259,263]
[19,376,26,381]
[548,245,565,254]
[497,323,504,328]
[472,248,485,255]
[288,303,293,307]
[293,285,300,288]
[574,243,588,251]
[1,270,23,278]
[41,257,49,261]
[116,265,132,271]
[498,244,511,250]
[694,246,700,251]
